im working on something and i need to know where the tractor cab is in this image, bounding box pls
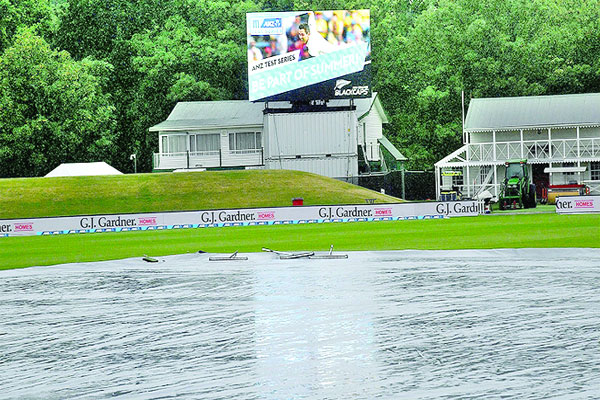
[499,159,536,209]
[505,160,526,180]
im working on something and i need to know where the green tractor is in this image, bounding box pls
[499,159,537,210]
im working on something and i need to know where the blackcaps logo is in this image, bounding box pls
[335,79,351,90]
[334,79,369,97]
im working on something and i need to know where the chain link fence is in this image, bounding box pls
[342,170,435,200]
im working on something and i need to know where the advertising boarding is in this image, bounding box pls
[247,10,371,102]
[0,201,480,237]
[555,195,600,214]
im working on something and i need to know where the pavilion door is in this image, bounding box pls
[532,163,549,199]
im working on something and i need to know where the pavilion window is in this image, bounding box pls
[190,134,220,153]
[590,162,600,181]
[229,132,261,151]
[164,135,186,154]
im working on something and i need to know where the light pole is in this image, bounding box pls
[130,154,137,174]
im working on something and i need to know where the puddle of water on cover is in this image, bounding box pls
[1,249,599,399]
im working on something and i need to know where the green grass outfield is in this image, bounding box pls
[2,213,598,270]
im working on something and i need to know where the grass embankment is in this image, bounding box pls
[0,170,398,219]
[1,213,598,269]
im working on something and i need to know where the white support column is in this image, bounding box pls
[435,166,440,200]
[577,126,581,183]
[493,164,498,197]
[493,130,497,161]
[465,140,471,198]
[466,166,471,197]
[577,126,580,158]
[520,129,524,158]
[548,128,552,159]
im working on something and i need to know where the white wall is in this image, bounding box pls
[263,111,358,178]
[265,156,358,178]
[362,112,383,161]
[264,111,357,156]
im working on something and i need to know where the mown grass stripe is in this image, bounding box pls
[1,213,598,270]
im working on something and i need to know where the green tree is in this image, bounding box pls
[0,0,55,52]
[0,30,116,177]
[52,0,181,172]
[53,0,177,61]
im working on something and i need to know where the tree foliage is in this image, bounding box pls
[378,0,600,168]
[1,0,600,176]
[0,0,55,53]
[0,30,116,177]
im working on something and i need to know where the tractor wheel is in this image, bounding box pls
[528,184,537,208]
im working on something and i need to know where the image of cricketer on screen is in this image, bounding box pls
[246,10,370,101]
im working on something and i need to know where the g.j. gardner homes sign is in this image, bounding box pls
[0,201,480,237]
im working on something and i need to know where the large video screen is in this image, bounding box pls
[246,10,371,102]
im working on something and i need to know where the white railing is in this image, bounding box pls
[222,149,263,167]
[579,138,599,158]
[467,138,600,162]
[450,183,500,199]
[229,149,262,155]
[583,180,600,195]
[153,149,264,170]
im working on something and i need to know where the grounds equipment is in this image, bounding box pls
[546,184,589,204]
[499,159,536,210]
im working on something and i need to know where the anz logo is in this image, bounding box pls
[251,18,282,34]
[261,18,281,28]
